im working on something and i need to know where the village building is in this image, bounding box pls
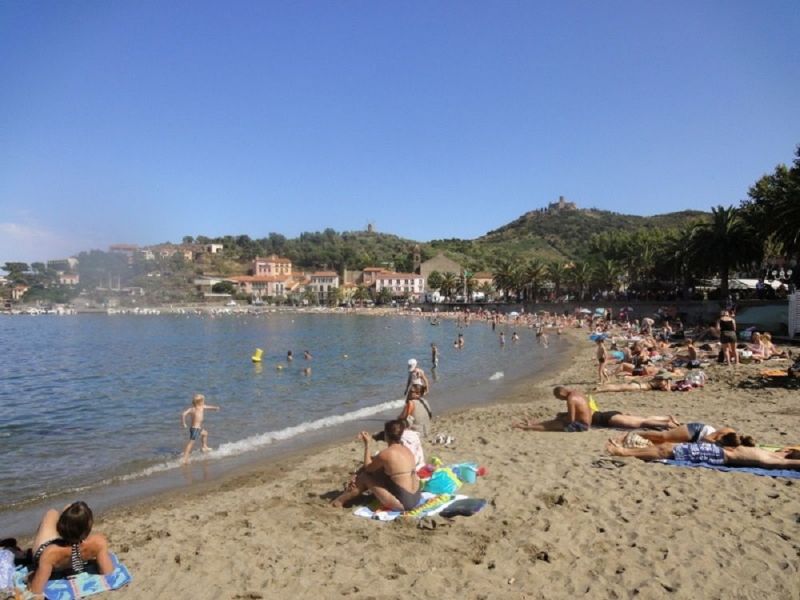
[252,255,292,276]
[419,253,462,290]
[58,273,80,286]
[11,285,29,301]
[308,271,340,303]
[47,257,79,272]
[227,275,291,299]
[374,272,425,300]
[472,271,495,289]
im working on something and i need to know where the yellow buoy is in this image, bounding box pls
[251,348,263,363]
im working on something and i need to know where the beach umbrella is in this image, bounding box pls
[508,311,520,317]
[579,308,592,314]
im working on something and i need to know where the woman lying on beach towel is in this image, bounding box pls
[27,501,113,595]
[331,420,421,511]
[613,422,736,446]
[594,375,673,393]
[606,433,800,470]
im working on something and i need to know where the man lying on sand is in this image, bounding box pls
[512,386,678,432]
[606,432,800,470]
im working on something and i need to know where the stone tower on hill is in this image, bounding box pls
[547,196,577,212]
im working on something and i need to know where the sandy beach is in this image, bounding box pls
[17,328,800,600]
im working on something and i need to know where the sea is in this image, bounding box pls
[0,311,563,534]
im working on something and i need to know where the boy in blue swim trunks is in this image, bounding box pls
[181,393,221,463]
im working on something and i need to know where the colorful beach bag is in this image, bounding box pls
[422,467,462,495]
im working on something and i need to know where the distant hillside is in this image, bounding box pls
[432,207,710,267]
[182,208,709,274]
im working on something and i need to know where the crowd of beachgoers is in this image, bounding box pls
[3,306,800,598]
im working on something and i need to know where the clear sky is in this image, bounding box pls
[1,1,798,263]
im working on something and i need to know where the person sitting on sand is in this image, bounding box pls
[512,386,678,432]
[606,432,800,470]
[761,333,788,359]
[332,420,421,511]
[27,501,113,595]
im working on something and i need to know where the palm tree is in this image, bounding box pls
[457,272,476,299]
[592,259,623,293]
[688,205,762,299]
[546,261,567,299]
[353,285,369,307]
[522,258,547,303]
[493,261,518,302]
[568,261,592,300]
[439,272,458,300]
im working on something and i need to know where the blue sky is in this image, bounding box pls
[1,1,798,263]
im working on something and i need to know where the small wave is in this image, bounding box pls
[211,398,405,458]
[489,371,504,381]
[114,397,407,481]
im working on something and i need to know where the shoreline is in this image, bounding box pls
[12,328,800,598]
[1,325,574,539]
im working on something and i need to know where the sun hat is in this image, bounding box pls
[408,358,418,371]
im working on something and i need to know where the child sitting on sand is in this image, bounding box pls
[181,394,221,463]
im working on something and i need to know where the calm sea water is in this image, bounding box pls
[0,312,558,511]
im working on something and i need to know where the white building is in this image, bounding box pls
[308,272,340,303]
[374,272,425,300]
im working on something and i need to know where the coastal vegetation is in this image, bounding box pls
[3,146,798,306]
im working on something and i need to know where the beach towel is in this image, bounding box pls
[759,368,788,377]
[14,553,131,600]
[353,493,468,521]
[662,460,800,479]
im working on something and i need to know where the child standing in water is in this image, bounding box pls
[181,394,221,463]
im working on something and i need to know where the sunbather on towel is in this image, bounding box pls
[594,370,678,393]
[512,386,678,432]
[606,432,800,470]
[28,501,113,595]
[332,419,421,511]
[612,422,736,446]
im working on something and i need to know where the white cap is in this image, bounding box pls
[408,358,417,371]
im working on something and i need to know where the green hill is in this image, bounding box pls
[427,208,709,269]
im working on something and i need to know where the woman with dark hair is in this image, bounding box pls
[717,310,738,366]
[331,420,421,511]
[28,501,112,594]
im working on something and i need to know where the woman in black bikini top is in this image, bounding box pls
[28,501,114,595]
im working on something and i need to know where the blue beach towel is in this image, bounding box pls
[15,552,132,599]
[663,460,800,479]
[353,492,467,521]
